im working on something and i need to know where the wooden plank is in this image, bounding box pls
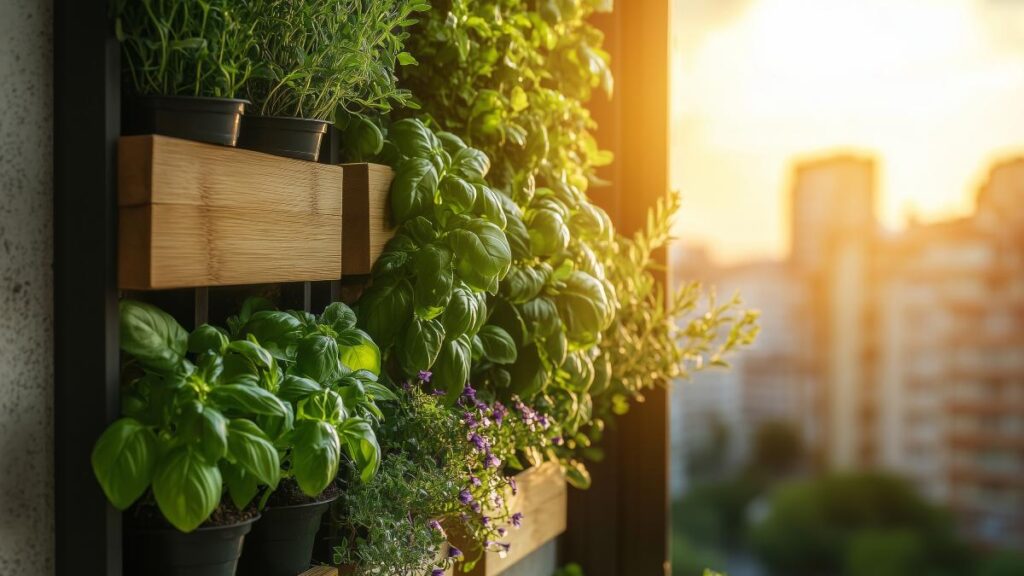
[117,135,344,289]
[119,135,342,215]
[341,163,396,275]
[459,462,567,576]
[119,204,341,289]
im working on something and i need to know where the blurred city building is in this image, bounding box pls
[672,155,1024,549]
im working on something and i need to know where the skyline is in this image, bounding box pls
[670,0,1024,264]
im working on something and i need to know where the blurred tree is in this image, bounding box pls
[749,473,972,576]
[843,529,925,576]
[975,551,1024,576]
[750,420,803,476]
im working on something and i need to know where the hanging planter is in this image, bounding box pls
[113,0,257,146]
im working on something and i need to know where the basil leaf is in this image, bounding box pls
[152,447,221,532]
[519,296,560,339]
[337,329,381,375]
[501,263,550,304]
[297,389,346,424]
[278,374,323,404]
[388,118,440,158]
[188,324,228,356]
[438,174,478,214]
[226,418,280,488]
[437,130,467,154]
[336,417,381,483]
[508,343,548,400]
[476,325,518,365]
[391,157,438,224]
[192,406,228,464]
[554,271,614,346]
[120,300,188,372]
[527,208,570,257]
[448,220,512,294]
[357,277,414,350]
[91,418,158,510]
[473,184,507,229]
[238,310,304,361]
[221,460,259,510]
[321,302,358,332]
[209,384,292,419]
[434,335,472,403]
[288,420,341,497]
[450,147,491,181]
[562,351,595,392]
[440,285,479,339]
[396,317,445,375]
[295,334,340,382]
[226,339,274,371]
[413,244,454,319]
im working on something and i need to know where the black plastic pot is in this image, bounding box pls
[237,116,331,161]
[124,96,248,146]
[237,498,337,576]
[124,516,257,576]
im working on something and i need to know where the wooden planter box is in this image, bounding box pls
[457,462,567,576]
[340,163,396,276]
[118,135,343,289]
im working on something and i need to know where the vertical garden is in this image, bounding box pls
[89,0,758,574]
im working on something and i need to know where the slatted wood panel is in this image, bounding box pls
[118,135,343,289]
[340,163,395,276]
[299,567,338,576]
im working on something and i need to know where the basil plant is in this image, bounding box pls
[92,301,288,532]
[355,118,516,403]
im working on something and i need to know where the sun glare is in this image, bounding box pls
[671,0,1024,263]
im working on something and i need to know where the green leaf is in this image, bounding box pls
[152,447,222,532]
[340,114,384,161]
[321,302,358,332]
[437,131,467,154]
[188,324,228,356]
[357,277,414,350]
[91,418,158,510]
[295,334,340,382]
[388,118,439,159]
[476,325,518,364]
[440,285,480,340]
[472,184,507,229]
[397,317,445,375]
[226,339,274,371]
[448,220,512,294]
[296,389,346,423]
[209,384,292,419]
[336,417,381,483]
[438,174,478,214]
[554,271,614,346]
[119,300,187,372]
[450,147,491,181]
[337,329,381,375]
[413,244,454,319]
[238,311,303,361]
[501,263,550,304]
[288,420,341,497]
[392,157,439,224]
[185,405,228,464]
[396,51,418,66]
[220,460,259,510]
[434,335,472,403]
[508,343,548,399]
[278,374,322,404]
[527,208,570,257]
[226,419,280,487]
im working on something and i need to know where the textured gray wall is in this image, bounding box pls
[0,0,54,574]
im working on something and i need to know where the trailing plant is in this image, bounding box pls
[92,300,286,532]
[241,0,429,120]
[226,299,395,496]
[112,0,258,98]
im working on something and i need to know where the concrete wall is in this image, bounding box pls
[0,0,54,574]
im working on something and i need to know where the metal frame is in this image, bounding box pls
[53,1,122,575]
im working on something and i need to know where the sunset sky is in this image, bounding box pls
[670,0,1024,264]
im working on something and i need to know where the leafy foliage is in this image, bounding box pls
[241,0,429,119]
[113,0,258,98]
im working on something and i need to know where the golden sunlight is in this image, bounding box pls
[671,0,1024,263]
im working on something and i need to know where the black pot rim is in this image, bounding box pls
[139,95,251,105]
[243,115,333,131]
[132,514,261,535]
[265,493,340,512]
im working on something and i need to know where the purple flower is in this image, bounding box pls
[497,527,507,537]
[511,512,523,528]
[509,477,518,495]
[482,516,491,526]
[463,412,479,429]
[463,385,477,399]
[470,501,482,513]
[419,370,433,382]
[448,545,463,559]
[432,388,446,396]
[428,519,444,535]
[551,436,564,446]
[402,380,412,390]
[484,453,501,469]
[458,489,473,505]
[470,475,482,487]
[498,543,511,559]
[538,415,550,429]
[492,402,507,426]
[469,433,487,451]
[432,569,445,576]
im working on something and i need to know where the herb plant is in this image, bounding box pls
[242,0,429,120]
[113,0,257,98]
[92,301,286,532]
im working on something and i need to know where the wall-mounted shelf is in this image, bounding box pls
[118,135,343,289]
